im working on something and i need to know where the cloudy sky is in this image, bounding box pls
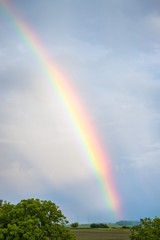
[0,0,160,223]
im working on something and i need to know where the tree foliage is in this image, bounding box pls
[122,226,130,229]
[0,198,76,240]
[130,217,160,240]
[90,223,109,228]
[71,222,78,228]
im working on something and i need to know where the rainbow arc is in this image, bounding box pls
[0,0,121,219]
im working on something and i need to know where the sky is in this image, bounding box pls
[0,0,160,223]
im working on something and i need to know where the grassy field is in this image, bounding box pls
[71,228,130,240]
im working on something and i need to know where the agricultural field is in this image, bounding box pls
[71,228,130,240]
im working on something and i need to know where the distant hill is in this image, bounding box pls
[116,220,140,226]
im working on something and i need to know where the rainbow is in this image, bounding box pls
[0,0,121,218]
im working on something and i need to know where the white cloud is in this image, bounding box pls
[1,0,160,220]
[0,76,90,190]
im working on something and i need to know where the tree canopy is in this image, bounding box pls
[0,198,76,240]
[71,222,79,228]
[130,217,160,240]
[90,223,109,228]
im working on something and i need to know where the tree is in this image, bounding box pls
[0,199,76,240]
[122,226,130,229]
[130,217,160,240]
[99,223,109,228]
[90,223,109,228]
[71,222,79,228]
[90,223,99,228]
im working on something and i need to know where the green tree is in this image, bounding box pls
[99,223,109,228]
[71,222,78,228]
[122,226,130,229]
[130,217,160,240]
[0,199,76,240]
[90,223,109,228]
[90,223,99,228]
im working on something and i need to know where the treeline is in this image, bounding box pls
[116,220,140,226]
[90,223,109,228]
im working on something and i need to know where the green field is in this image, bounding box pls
[71,229,130,240]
